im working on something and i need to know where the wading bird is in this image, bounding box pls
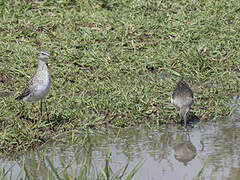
[171,77,194,127]
[16,51,56,117]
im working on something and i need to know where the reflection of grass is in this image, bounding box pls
[0,151,143,180]
[0,0,239,153]
[195,156,211,180]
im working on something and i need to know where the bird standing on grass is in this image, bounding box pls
[16,51,56,116]
[171,77,194,127]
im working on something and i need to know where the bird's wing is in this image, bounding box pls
[16,77,34,100]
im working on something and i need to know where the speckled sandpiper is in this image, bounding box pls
[171,77,194,127]
[16,51,56,116]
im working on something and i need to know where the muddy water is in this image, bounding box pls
[1,112,240,179]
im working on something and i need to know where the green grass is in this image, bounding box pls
[0,0,240,153]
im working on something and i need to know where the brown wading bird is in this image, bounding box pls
[171,77,194,127]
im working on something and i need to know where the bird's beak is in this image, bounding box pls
[50,56,56,61]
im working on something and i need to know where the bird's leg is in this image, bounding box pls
[31,103,34,115]
[184,117,187,127]
[31,102,36,123]
[40,99,49,120]
[44,99,48,115]
[40,99,43,117]
[184,106,190,127]
[180,106,189,127]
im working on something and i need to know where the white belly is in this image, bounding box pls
[171,96,193,109]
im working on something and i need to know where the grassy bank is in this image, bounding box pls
[0,0,240,153]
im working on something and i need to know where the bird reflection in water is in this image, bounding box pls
[173,132,197,166]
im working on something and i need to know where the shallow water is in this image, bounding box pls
[2,101,240,179]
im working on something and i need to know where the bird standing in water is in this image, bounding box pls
[171,77,194,127]
[16,51,56,116]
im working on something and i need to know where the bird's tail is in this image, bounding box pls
[15,95,23,100]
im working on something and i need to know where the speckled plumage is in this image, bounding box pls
[171,77,194,126]
[16,60,50,102]
[16,51,55,115]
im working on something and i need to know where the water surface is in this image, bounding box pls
[1,110,240,179]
